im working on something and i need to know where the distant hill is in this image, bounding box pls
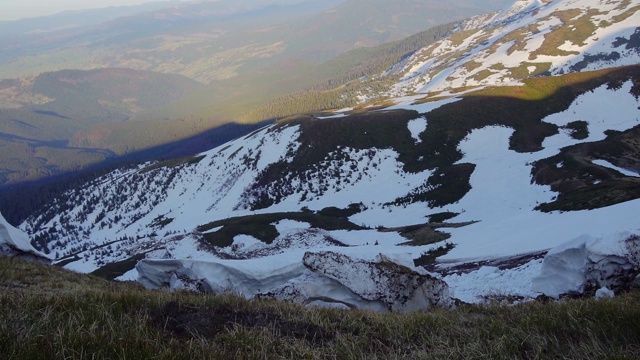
[0,68,204,186]
[0,0,514,188]
[0,0,512,82]
[0,1,181,37]
[0,19,454,189]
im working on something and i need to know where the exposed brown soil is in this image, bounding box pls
[425,250,548,276]
[150,300,351,344]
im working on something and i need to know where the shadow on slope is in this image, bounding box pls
[0,120,273,226]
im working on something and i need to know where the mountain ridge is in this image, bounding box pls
[376,0,640,98]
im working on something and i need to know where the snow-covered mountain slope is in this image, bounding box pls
[20,63,640,303]
[386,0,640,96]
[17,0,640,305]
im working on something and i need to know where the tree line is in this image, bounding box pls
[241,23,456,122]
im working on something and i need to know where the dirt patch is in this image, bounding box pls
[151,300,342,344]
[396,225,451,246]
[383,221,476,247]
[425,250,548,276]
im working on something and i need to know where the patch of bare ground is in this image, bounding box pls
[426,250,548,276]
[382,221,477,246]
[150,300,344,345]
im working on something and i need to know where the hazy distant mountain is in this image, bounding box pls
[0,68,204,185]
[0,0,512,82]
[0,1,181,38]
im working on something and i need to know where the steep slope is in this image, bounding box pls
[20,64,640,302]
[384,0,640,96]
[0,0,514,190]
[16,0,640,303]
[235,0,640,123]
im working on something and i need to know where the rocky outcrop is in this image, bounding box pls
[260,251,454,312]
[532,232,640,298]
[0,212,50,263]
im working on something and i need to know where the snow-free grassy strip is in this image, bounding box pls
[2,255,640,359]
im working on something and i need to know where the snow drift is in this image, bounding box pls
[136,258,305,296]
[137,251,454,313]
[0,212,50,263]
[532,232,640,298]
[262,252,454,312]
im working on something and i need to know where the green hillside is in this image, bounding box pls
[0,68,204,186]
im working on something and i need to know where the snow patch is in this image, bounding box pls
[137,251,454,313]
[592,159,639,178]
[137,257,306,296]
[407,117,427,144]
[444,259,543,303]
[116,268,139,282]
[595,286,615,299]
[262,251,454,312]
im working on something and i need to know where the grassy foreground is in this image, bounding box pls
[1,256,640,359]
